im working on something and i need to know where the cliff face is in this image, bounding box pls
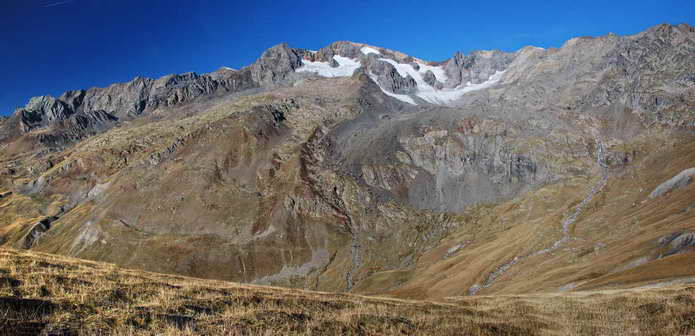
[0,24,694,298]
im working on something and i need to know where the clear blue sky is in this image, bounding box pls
[1,0,693,115]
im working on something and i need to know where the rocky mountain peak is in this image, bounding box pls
[250,43,305,86]
[18,96,71,132]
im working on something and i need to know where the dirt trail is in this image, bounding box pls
[468,137,609,295]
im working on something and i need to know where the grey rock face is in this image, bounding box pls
[442,50,515,87]
[649,168,695,199]
[367,60,418,94]
[314,41,362,61]
[16,95,118,146]
[321,102,549,212]
[250,43,305,86]
[422,70,443,89]
[19,96,72,132]
[658,232,695,258]
[39,110,119,147]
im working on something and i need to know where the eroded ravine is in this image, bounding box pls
[345,225,362,291]
[299,126,365,291]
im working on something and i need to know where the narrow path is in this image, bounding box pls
[468,136,608,295]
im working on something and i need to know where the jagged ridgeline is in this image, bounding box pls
[0,23,693,298]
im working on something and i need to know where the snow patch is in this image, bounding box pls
[296,55,361,77]
[380,58,417,79]
[361,46,381,55]
[382,89,417,105]
[221,66,236,71]
[378,58,504,104]
[379,58,447,83]
[293,51,503,105]
[416,62,448,82]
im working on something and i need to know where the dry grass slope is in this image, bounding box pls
[0,248,694,335]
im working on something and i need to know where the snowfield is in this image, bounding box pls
[414,70,505,105]
[360,46,381,55]
[416,62,448,83]
[378,58,504,105]
[296,55,361,77]
[295,52,505,105]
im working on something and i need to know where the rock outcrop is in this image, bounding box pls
[250,43,306,86]
[442,49,515,87]
[658,232,695,258]
[649,168,695,199]
[22,217,56,249]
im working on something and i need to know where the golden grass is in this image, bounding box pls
[0,248,694,335]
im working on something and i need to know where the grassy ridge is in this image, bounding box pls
[0,248,694,335]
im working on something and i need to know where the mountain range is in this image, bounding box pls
[0,23,694,301]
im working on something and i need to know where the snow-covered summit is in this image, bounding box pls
[292,41,511,106]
